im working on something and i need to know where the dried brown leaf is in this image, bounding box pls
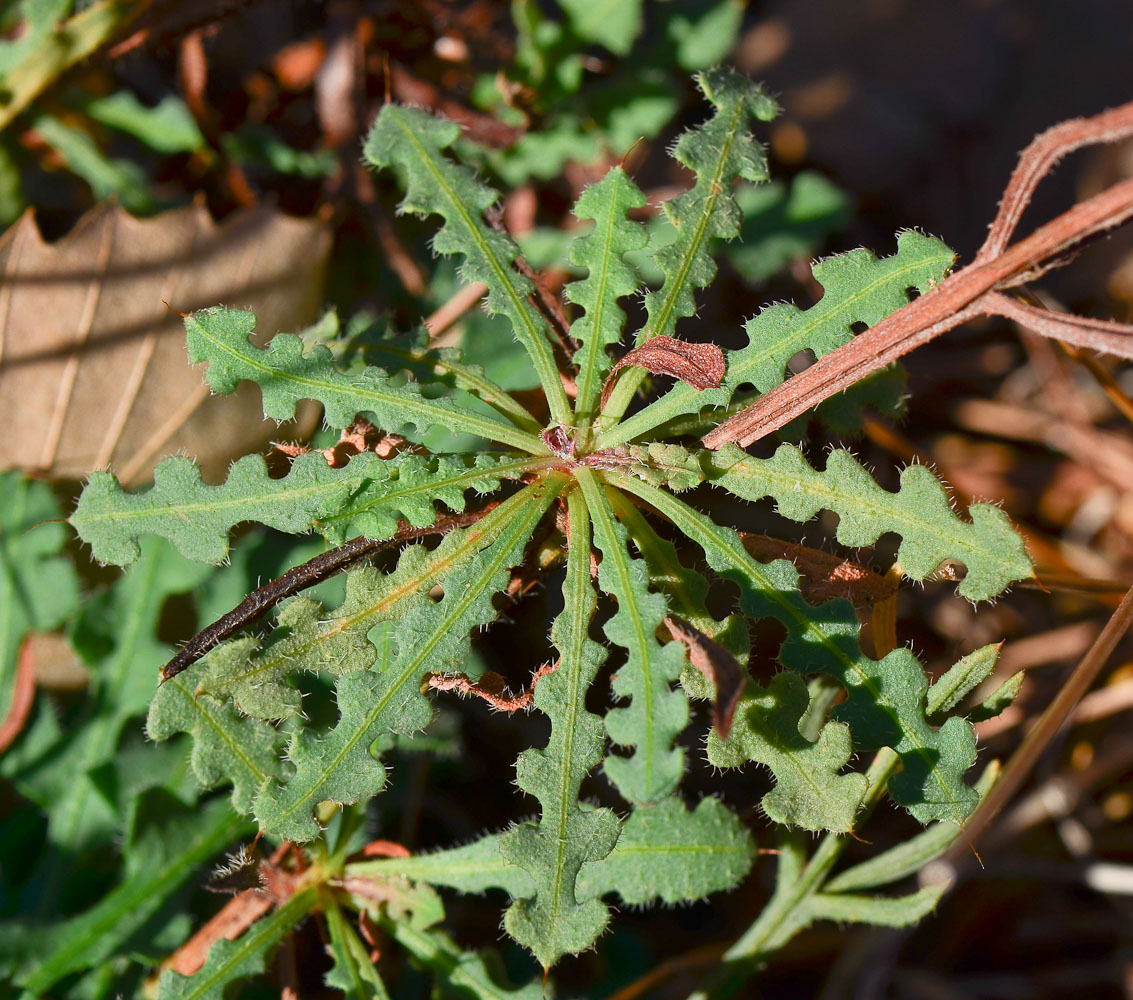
[740,533,897,606]
[602,337,725,407]
[664,616,745,739]
[0,201,330,484]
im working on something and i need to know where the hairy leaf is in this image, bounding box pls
[185,307,543,453]
[706,444,1032,602]
[606,490,749,702]
[254,479,566,840]
[803,885,947,928]
[601,230,954,448]
[348,832,535,899]
[576,470,688,804]
[576,797,753,904]
[386,921,545,1000]
[325,898,391,1000]
[827,760,1000,893]
[926,643,1002,716]
[566,166,648,424]
[364,105,571,425]
[501,490,621,967]
[147,667,286,814]
[73,451,537,566]
[599,67,778,425]
[707,672,868,833]
[156,886,318,1000]
[611,475,980,824]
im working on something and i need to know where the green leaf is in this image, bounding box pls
[72,451,539,566]
[84,92,204,154]
[253,479,566,840]
[598,68,778,426]
[325,897,391,1000]
[803,884,947,928]
[705,444,1032,602]
[605,491,748,701]
[17,793,248,997]
[610,476,980,824]
[0,471,81,739]
[31,114,155,213]
[827,760,1000,893]
[364,104,571,426]
[386,921,546,1000]
[727,171,850,284]
[926,643,1003,716]
[557,0,641,55]
[575,470,688,804]
[707,672,868,833]
[348,831,535,899]
[184,307,544,453]
[576,797,753,904]
[969,670,1024,723]
[500,490,621,967]
[147,669,286,814]
[601,229,954,448]
[156,886,318,1000]
[566,166,648,425]
[666,0,746,71]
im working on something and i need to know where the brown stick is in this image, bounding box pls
[941,584,1133,865]
[160,507,497,683]
[703,102,1133,450]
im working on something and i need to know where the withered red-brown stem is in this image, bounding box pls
[160,505,497,683]
[703,100,1133,450]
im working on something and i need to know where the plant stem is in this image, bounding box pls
[686,749,900,1000]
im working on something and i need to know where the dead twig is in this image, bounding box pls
[704,101,1133,449]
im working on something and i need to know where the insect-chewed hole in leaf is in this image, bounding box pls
[905,286,922,301]
[787,348,817,374]
[156,591,198,649]
[927,558,968,586]
[850,320,869,335]
[293,671,339,732]
[429,584,445,602]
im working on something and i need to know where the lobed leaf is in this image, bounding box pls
[565,166,648,424]
[73,450,538,566]
[601,229,954,448]
[364,104,571,426]
[707,672,868,833]
[147,666,286,814]
[598,67,778,426]
[253,479,566,840]
[501,490,621,967]
[610,475,981,824]
[575,470,688,804]
[184,307,543,453]
[705,443,1033,602]
[576,797,754,905]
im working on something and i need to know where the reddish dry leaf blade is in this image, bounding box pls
[602,337,725,407]
[0,202,330,484]
[427,660,560,712]
[164,888,274,977]
[664,616,745,740]
[739,533,898,606]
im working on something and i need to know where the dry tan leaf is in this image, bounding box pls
[601,336,726,407]
[664,615,746,740]
[0,200,331,485]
